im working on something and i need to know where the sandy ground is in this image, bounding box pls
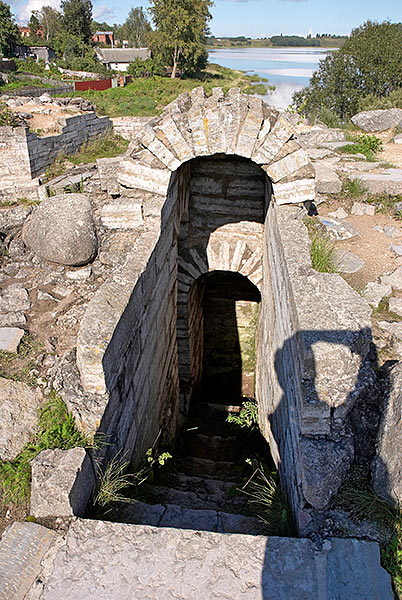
[9,100,81,136]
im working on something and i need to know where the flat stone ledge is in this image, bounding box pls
[0,522,57,600]
[35,518,393,599]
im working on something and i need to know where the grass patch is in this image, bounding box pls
[0,391,91,505]
[241,465,296,536]
[366,193,402,216]
[342,177,368,198]
[304,218,336,273]
[339,133,383,161]
[92,447,172,514]
[57,64,268,118]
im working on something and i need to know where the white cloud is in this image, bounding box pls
[93,4,116,21]
[17,0,61,24]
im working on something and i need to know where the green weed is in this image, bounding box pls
[340,133,383,161]
[0,391,91,505]
[227,398,258,429]
[342,177,368,198]
[241,465,296,536]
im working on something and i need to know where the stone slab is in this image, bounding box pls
[0,326,24,352]
[381,266,402,291]
[36,518,393,600]
[0,377,42,460]
[363,282,392,308]
[30,447,96,518]
[333,249,364,273]
[349,169,402,196]
[314,164,342,194]
[0,522,57,600]
[318,216,359,240]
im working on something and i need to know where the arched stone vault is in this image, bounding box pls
[74,87,373,532]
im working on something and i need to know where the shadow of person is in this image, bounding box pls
[260,327,392,599]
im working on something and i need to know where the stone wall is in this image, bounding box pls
[111,116,151,141]
[0,113,111,199]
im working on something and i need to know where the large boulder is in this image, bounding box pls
[0,377,42,460]
[372,362,402,504]
[351,108,402,132]
[22,193,97,266]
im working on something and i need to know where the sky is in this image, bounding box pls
[9,0,402,37]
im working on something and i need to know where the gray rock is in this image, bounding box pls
[0,283,30,313]
[384,225,400,239]
[0,327,24,352]
[333,249,364,273]
[18,111,33,119]
[391,244,402,256]
[0,377,42,460]
[352,108,402,132]
[318,216,359,240]
[328,207,348,219]
[0,522,57,600]
[30,447,95,518]
[22,193,97,266]
[389,297,402,316]
[351,201,375,216]
[65,266,92,281]
[372,362,402,504]
[306,148,333,160]
[314,164,342,194]
[349,169,402,195]
[362,282,391,307]
[36,518,394,600]
[373,225,383,232]
[377,321,402,340]
[300,436,354,510]
[0,311,27,326]
[382,266,402,290]
[297,128,346,147]
[394,133,402,144]
[0,205,32,231]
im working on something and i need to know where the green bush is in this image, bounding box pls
[294,21,402,120]
[339,133,383,161]
[128,58,163,78]
[358,88,402,112]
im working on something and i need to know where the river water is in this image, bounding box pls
[208,47,337,109]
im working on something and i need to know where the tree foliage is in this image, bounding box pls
[121,7,151,48]
[0,1,19,57]
[293,21,402,120]
[148,0,212,78]
[61,0,93,43]
[33,6,62,41]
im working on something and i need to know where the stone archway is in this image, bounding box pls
[75,87,372,532]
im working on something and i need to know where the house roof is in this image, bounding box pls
[95,47,151,63]
[94,31,114,35]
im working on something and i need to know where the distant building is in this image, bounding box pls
[30,46,57,63]
[18,25,44,39]
[92,31,114,46]
[94,47,151,72]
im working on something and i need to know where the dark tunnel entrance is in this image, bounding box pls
[197,270,261,405]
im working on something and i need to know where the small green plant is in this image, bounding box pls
[0,392,91,505]
[227,398,258,429]
[310,233,336,273]
[340,133,383,161]
[0,102,24,127]
[93,446,172,512]
[241,465,295,536]
[342,177,368,198]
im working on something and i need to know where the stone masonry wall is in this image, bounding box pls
[0,113,111,199]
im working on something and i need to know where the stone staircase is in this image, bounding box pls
[113,400,268,535]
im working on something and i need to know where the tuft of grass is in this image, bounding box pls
[367,193,402,216]
[372,296,402,322]
[93,446,172,513]
[241,465,296,536]
[342,177,368,198]
[304,218,337,273]
[0,391,91,505]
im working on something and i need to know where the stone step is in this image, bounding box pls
[181,431,241,462]
[156,470,241,496]
[35,518,395,599]
[139,482,248,513]
[174,456,245,481]
[116,499,266,535]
